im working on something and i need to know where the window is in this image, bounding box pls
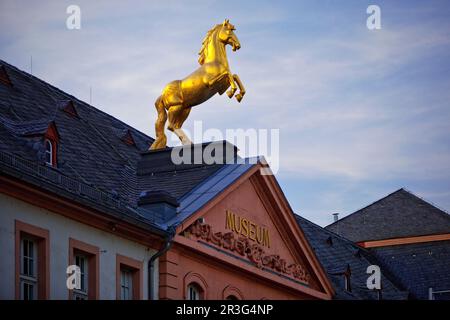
[187,283,202,300]
[43,122,59,167]
[15,220,50,300]
[120,269,133,300]
[222,285,243,300]
[116,254,143,300]
[69,238,99,300]
[20,237,37,300]
[184,273,207,300]
[73,253,88,300]
[44,139,53,166]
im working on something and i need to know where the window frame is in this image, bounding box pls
[15,220,50,300]
[116,254,143,300]
[44,138,53,166]
[68,238,99,300]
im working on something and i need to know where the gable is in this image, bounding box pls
[45,122,60,142]
[177,165,334,299]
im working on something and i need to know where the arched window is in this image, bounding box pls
[187,283,203,300]
[222,285,244,300]
[44,139,53,166]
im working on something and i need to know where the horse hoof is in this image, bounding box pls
[227,90,234,98]
[149,136,167,150]
[235,93,243,102]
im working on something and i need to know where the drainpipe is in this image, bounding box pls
[148,226,175,300]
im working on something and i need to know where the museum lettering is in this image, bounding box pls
[225,210,270,248]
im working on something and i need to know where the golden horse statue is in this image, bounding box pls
[149,19,245,150]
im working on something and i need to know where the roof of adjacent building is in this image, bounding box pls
[295,215,408,300]
[326,188,450,242]
[0,58,256,232]
[371,240,450,300]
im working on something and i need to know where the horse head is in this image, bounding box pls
[218,19,241,51]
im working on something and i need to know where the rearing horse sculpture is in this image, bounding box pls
[150,19,245,150]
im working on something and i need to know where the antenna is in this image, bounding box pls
[89,86,92,104]
[30,55,33,75]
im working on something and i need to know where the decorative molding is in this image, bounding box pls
[185,220,310,284]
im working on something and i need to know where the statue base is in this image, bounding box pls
[138,141,239,175]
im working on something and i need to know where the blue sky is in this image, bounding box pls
[1,1,449,226]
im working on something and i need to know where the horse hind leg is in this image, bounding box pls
[149,96,168,150]
[167,105,192,145]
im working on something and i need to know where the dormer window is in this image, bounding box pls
[344,273,352,292]
[121,129,136,146]
[329,264,352,294]
[45,139,56,167]
[57,100,79,118]
[0,65,12,87]
[42,122,60,168]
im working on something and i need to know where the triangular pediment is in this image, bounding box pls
[177,164,334,299]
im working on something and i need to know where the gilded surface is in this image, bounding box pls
[150,19,245,150]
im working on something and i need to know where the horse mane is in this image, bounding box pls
[198,24,220,65]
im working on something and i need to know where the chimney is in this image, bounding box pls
[138,190,179,222]
[333,213,339,222]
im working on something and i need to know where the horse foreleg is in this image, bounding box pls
[149,96,167,150]
[226,73,237,98]
[168,105,192,146]
[233,74,245,102]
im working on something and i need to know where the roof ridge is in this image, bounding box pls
[401,187,450,217]
[326,188,406,228]
[0,59,154,144]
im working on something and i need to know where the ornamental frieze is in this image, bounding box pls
[185,220,310,284]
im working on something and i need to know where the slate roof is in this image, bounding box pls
[371,240,450,300]
[0,59,256,232]
[0,59,154,195]
[326,188,450,242]
[295,214,408,300]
